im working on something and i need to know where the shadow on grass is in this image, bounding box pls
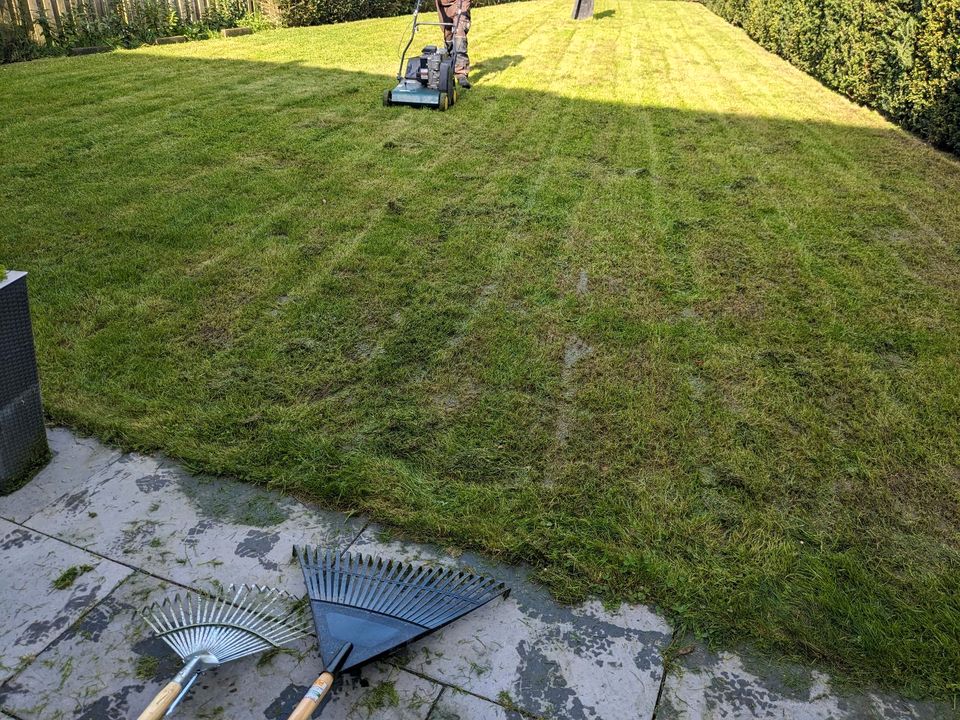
[471,54,525,83]
[593,8,615,19]
[3,49,960,701]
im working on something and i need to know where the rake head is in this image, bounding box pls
[142,584,313,665]
[295,547,509,672]
[137,585,313,718]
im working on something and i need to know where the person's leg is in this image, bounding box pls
[451,0,471,81]
[435,0,454,48]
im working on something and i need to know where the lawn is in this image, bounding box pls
[2,0,960,699]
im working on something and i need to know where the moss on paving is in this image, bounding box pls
[134,655,160,680]
[2,0,959,699]
[179,474,288,526]
[357,681,400,712]
[51,565,94,590]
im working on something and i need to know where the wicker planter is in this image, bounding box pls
[0,271,49,495]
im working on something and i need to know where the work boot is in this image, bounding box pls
[457,75,471,89]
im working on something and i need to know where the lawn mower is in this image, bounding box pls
[383,0,466,111]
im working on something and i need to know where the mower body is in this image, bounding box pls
[386,80,445,109]
[385,45,457,110]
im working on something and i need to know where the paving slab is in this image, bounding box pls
[0,571,442,720]
[349,527,673,720]
[0,518,132,684]
[427,687,516,720]
[657,642,959,720]
[23,451,366,594]
[0,428,120,523]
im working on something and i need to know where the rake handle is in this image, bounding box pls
[136,680,182,720]
[287,672,335,720]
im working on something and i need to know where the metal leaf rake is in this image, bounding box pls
[136,584,312,720]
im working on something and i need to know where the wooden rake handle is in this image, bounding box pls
[136,680,182,720]
[286,672,336,720]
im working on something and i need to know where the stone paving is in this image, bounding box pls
[0,428,955,720]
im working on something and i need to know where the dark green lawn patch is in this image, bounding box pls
[2,0,959,699]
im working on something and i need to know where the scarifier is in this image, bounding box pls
[285,546,509,718]
[384,0,467,111]
[135,584,313,720]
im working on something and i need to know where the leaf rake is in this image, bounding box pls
[286,546,509,719]
[136,584,312,720]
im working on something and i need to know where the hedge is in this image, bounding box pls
[269,0,525,30]
[699,0,960,155]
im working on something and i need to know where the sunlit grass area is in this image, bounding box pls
[2,0,959,698]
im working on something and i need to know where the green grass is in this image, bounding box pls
[134,655,160,680]
[2,0,960,699]
[51,565,94,590]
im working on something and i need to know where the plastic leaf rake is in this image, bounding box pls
[136,584,313,720]
[286,547,509,719]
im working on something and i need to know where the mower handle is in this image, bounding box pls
[397,0,423,81]
[396,0,465,81]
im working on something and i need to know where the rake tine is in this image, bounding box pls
[444,571,498,604]
[365,556,402,612]
[414,576,478,626]
[409,569,463,625]
[386,564,444,619]
[343,554,364,608]
[408,570,479,626]
[347,553,367,607]
[355,554,390,610]
[325,548,334,601]
[371,558,417,615]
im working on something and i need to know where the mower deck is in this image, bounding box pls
[385,79,452,110]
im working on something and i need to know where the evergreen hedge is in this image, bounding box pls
[270,0,522,30]
[699,0,960,154]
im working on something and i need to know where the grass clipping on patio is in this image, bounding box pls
[2,0,959,699]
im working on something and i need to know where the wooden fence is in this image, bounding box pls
[0,0,259,43]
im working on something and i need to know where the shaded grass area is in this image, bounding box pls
[2,0,960,698]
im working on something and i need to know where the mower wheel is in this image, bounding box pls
[383,89,392,106]
[440,61,455,106]
[438,93,449,111]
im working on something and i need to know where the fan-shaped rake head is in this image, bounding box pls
[136,584,312,720]
[295,547,509,672]
[143,584,312,664]
[282,548,509,720]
